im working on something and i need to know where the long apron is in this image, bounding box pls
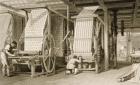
[0,51,9,66]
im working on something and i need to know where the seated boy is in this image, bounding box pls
[66,55,80,75]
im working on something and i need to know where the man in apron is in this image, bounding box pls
[0,41,17,77]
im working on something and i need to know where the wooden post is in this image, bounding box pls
[104,10,109,71]
[112,10,118,68]
[108,12,112,67]
[31,59,35,78]
[126,31,131,62]
[94,18,99,73]
[48,10,51,35]
[101,25,104,49]
[97,0,109,70]
[66,5,70,55]
[67,5,70,32]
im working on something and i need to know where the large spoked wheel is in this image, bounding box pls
[43,52,56,73]
[43,34,56,73]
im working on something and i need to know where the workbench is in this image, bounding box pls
[8,51,44,77]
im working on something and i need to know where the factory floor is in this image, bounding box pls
[0,62,139,85]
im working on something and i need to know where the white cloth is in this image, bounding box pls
[129,63,140,82]
[5,44,10,50]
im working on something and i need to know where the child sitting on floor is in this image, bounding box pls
[66,55,81,75]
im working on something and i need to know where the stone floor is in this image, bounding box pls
[0,63,139,85]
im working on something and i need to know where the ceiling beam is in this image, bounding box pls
[76,0,134,6]
[97,0,107,11]
[11,3,67,10]
[75,0,134,5]
[114,12,140,16]
[76,0,136,10]
[0,2,18,11]
[7,1,64,6]
[0,0,68,11]
[0,2,26,17]
[0,0,73,22]
[47,6,73,22]
[61,0,82,13]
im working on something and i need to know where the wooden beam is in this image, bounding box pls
[0,2,18,11]
[0,2,26,17]
[47,7,73,22]
[97,15,105,25]
[132,0,139,25]
[118,17,132,19]
[12,3,67,10]
[75,0,134,5]
[61,0,82,13]
[104,10,109,70]
[117,18,131,21]
[67,5,70,31]
[97,0,107,11]
[106,2,133,10]
[76,1,137,10]
[2,0,64,6]
[126,31,131,62]
[98,11,140,17]
[0,0,68,11]
[48,10,51,34]
[1,0,73,22]
[118,21,131,24]
[97,0,109,70]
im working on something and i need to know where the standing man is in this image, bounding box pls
[0,41,17,77]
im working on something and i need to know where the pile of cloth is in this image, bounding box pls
[118,63,140,83]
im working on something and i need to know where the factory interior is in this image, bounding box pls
[0,0,140,85]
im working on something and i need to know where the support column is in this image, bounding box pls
[67,5,70,32]
[126,31,131,62]
[66,5,70,55]
[112,10,118,68]
[48,10,51,35]
[104,10,109,70]
[101,25,104,49]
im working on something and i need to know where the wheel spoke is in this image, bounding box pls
[44,57,48,61]
[43,33,56,73]
[48,57,51,70]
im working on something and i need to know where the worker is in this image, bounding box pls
[0,41,17,77]
[66,55,81,75]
